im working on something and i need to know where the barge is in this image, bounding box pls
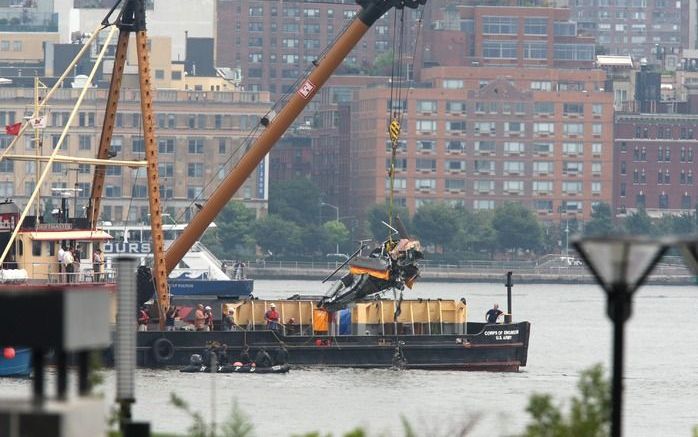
[135,297,530,371]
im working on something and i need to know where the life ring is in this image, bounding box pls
[152,338,175,363]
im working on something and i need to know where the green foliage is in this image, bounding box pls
[413,202,459,252]
[584,202,614,237]
[622,208,653,235]
[521,364,610,437]
[253,214,302,257]
[365,203,411,242]
[170,393,255,437]
[323,220,350,253]
[492,202,543,253]
[269,178,322,225]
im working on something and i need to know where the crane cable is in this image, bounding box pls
[387,8,407,244]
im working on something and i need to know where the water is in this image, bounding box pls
[2,279,698,436]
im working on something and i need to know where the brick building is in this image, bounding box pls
[0,87,271,222]
[215,0,407,97]
[347,66,614,222]
[614,111,698,216]
[419,4,596,74]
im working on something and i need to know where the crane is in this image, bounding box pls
[93,0,428,320]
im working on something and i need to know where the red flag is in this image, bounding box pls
[4,122,21,136]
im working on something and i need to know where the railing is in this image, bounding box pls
[232,259,695,282]
[24,262,116,284]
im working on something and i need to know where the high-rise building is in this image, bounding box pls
[568,0,689,63]
[215,0,404,98]
[419,4,596,73]
[347,66,614,222]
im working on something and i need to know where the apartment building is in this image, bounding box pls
[0,87,271,221]
[420,4,596,73]
[614,110,698,216]
[215,0,403,97]
[568,0,689,63]
[348,66,614,222]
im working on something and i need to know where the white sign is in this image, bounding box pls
[29,116,46,129]
[297,79,316,99]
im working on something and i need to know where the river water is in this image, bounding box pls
[2,279,698,436]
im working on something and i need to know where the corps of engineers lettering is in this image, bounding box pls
[483,329,520,341]
[103,242,151,254]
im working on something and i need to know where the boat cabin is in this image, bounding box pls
[12,227,113,283]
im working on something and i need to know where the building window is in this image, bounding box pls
[563,161,583,173]
[533,123,554,135]
[416,159,436,172]
[132,136,144,153]
[415,179,436,190]
[446,121,466,133]
[563,103,584,115]
[447,141,465,153]
[533,143,553,154]
[474,160,495,173]
[416,120,437,133]
[155,69,164,80]
[531,81,552,91]
[591,182,601,194]
[503,180,524,192]
[187,186,203,199]
[158,138,175,154]
[475,141,495,153]
[187,163,204,177]
[592,143,602,155]
[417,140,435,152]
[562,181,583,194]
[682,194,692,209]
[592,104,603,115]
[620,183,626,197]
[79,135,91,150]
[445,101,466,113]
[562,142,583,155]
[442,80,463,89]
[524,17,547,35]
[445,160,466,172]
[503,161,524,174]
[445,179,465,191]
[188,138,204,154]
[532,181,553,193]
[474,180,494,192]
[131,185,147,198]
[563,123,584,136]
[482,16,518,34]
[416,100,437,113]
[504,142,525,154]
[158,163,174,178]
[533,161,553,174]
[482,41,517,58]
[636,193,646,208]
[554,43,594,61]
[659,193,669,209]
[474,122,496,134]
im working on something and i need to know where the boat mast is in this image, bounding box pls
[164,0,427,273]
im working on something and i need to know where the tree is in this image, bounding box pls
[584,202,615,237]
[370,49,394,76]
[253,214,302,258]
[622,208,653,236]
[451,208,497,259]
[365,203,411,242]
[323,220,350,254]
[492,202,543,254]
[269,177,323,225]
[206,201,257,258]
[412,202,459,254]
[522,364,610,437]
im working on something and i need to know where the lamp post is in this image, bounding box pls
[572,236,669,437]
[320,202,340,255]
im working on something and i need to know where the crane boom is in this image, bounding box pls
[164,0,426,273]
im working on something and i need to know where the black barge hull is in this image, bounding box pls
[135,321,530,371]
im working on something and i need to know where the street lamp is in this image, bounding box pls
[572,235,669,437]
[320,201,340,255]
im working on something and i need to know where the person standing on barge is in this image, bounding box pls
[485,303,503,325]
[264,303,280,331]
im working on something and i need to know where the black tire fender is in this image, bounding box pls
[152,337,175,363]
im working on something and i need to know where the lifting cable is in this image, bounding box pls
[387,8,406,244]
[386,5,425,242]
